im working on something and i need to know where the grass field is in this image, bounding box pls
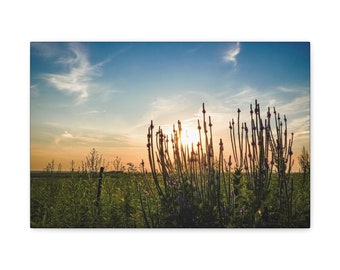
[30,169,309,228]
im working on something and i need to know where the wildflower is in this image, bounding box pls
[237,108,241,113]
[228,156,232,167]
[267,108,271,118]
[244,124,248,132]
[219,139,223,146]
[178,120,182,132]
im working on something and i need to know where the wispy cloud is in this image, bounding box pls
[223,42,241,66]
[54,129,131,147]
[80,109,107,115]
[30,83,39,97]
[275,95,310,116]
[186,45,203,54]
[61,131,73,138]
[277,86,296,93]
[136,94,189,127]
[288,115,310,137]
[42,43,105,104]
[31,42,63,58]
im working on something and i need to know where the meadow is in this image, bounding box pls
[30,100,310,228]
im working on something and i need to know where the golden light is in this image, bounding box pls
[181,126,200,147]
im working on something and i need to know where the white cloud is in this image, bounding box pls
[80,110,107,115]
[43,43,104,104]
[31,42,63,58]
[277,86,296,93]
[52,127,133,148]
[54,131,73,144]
[276,95,310,116]
[223,42,241,66]
[61,131,73,138]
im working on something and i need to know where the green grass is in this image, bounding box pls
[30,170,309,228]
[31,171,142,228]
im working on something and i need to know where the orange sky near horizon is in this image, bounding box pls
[30,120,309,173]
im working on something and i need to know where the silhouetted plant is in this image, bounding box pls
[298,146,310,182]
[86,148,103,174]
[229,100,295,226]
[144,103,228,227]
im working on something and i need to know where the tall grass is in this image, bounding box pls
[228,100,295,226]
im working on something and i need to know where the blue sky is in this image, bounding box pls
[30,42,310,170]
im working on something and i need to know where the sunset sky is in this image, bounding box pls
[30,42,310,171]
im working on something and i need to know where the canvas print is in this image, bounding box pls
[30,42,310,228]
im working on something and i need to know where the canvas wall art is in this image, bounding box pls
[30,42,310,228]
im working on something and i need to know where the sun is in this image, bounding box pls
[181,126,200,147]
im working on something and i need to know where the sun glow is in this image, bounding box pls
[181,127,200,148]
